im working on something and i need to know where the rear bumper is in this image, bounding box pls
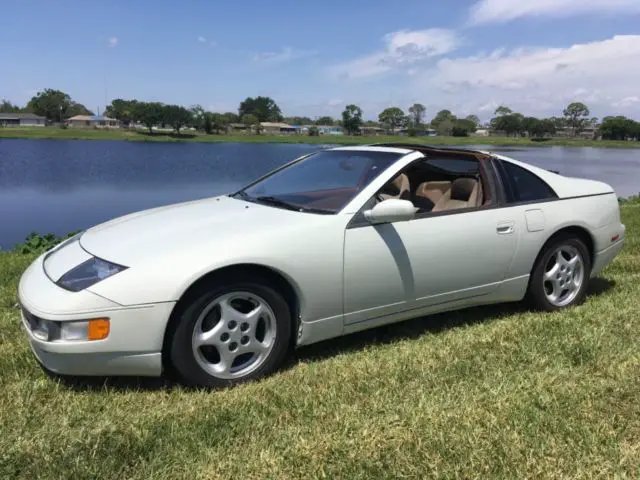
[591,235,624,277]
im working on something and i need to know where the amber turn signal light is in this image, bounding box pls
[87,318,110,341]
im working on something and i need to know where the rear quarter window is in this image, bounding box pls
[501,161,557,203]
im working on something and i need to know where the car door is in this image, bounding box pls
[342,206,518,325]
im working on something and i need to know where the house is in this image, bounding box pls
[396,127,437,136]
[0,113,46,127]
[471,128,490,137]
[315,125,344,135]
[67,115,118,128]
[260,122,299,134]
[360,126,385,136]
[228,123,251,133]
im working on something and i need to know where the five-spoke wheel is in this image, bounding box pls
[192,292,276,380]
[528,234,591,311]
[170,277,291,388]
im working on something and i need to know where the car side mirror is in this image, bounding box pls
[364,199,418,224]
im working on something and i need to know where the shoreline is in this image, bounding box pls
[2,127,640,149]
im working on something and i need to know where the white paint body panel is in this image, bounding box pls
[17,147,626,377]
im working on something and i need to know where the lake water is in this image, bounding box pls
[1,138,639,249]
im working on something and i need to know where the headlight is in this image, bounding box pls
[57,257,128,292]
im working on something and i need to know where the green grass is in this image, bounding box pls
[2,126,640,148]
[1,208,639,479]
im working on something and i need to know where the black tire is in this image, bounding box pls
[169,276,292,388]
[527,233,591,312]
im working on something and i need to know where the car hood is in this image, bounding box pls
[79,195,318,266]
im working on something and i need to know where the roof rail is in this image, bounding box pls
[369,142,444,151]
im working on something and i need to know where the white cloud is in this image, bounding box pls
[198,36,206,43]
[614,96,640,108]
[252,46,316,64]
[469,0,640,25]
[328,28,461,79]
[418,35,640,118]
[107,37,118,48]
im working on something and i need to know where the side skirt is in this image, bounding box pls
[295,275,530,348]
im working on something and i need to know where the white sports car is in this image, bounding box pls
[18,144,625,387]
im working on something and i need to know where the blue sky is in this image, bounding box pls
[2,0,640,121]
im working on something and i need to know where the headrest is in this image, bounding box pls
[451,178,477,201]
[383,174,408,195]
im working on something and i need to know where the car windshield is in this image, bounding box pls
[234,150,403,213]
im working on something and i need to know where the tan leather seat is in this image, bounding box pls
[379,173,410,201]
[415,181,452,206]
[432,178,479,212]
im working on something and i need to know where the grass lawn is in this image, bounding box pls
[1,205,639,478]
[2,126,640,148]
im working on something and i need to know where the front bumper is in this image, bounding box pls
[18,253,175,377]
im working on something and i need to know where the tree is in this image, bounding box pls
[67,102,93,117]
[341,104,363,135]
[222,112,239,124]
[549,116,566,130]
[210,113,228,134]
[465,114,480,126]
[431,110,456,130]
[315,116,334,125]
[284,116,313,125]
[451,118,477,137]
[105,99,138,126]
[436,118,455,136]
[189,105,206,130]
[378,107,405,133]
[163,104,192,134]
[308,126,320,136]
[27,89,73,122]
[241,114,260,134]
[495,105,513,116]
[563,102,590,137]
[408,103,426,127]
[599,116,639,141]
[134,102,164,133]
[491,113,524,137]
[238,96,282,122]
[0,99,21,113]
[203,113,214,134]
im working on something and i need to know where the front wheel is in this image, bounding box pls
[528,235,591,312]
[169,279,292,388]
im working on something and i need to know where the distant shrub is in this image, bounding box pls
[13,231,81,255]
[308,126,319,136]
[619,195,640,205]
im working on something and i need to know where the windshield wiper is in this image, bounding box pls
[255,196,302,211]
[255,196,333,214]
[230,190,253,201]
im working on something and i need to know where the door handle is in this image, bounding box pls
[497,221,515,234]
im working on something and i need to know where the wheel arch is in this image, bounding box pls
[531,225,595,277]
[161,263,302,374]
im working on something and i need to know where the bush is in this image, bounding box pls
[308,126,319,136]
[13,231,80,255]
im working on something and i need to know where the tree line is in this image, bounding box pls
[2,88,639,140]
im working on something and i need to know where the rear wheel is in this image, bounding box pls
[169,278,292,388]
[528,234,591,311]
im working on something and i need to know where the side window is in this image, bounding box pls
[501,161,557,203]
